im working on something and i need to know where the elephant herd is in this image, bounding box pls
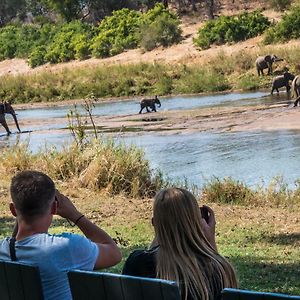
[256,54,300,107]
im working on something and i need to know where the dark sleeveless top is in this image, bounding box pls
[122,246,223,300]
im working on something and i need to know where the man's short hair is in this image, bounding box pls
[10,170,55,217]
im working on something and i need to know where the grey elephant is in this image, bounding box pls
[291,75,300,107]
[255,55,283,76]
[139,95,161,114]
[271,72,295,95]
[0,101,21,135]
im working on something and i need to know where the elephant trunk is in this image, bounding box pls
[11,113,21,132]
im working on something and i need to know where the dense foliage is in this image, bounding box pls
[264,4,300,44]
[139,4,182,51]
[193,11,271,49]
[91,9,141,58]
[0,4,182,66]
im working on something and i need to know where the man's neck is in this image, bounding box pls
[15,218,50,241]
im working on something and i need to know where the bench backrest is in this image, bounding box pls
[68,270,181,300]
[0,260,43,300]
[222,288,300,300]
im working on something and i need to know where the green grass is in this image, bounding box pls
[1,196,300,294]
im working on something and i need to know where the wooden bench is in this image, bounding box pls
[222,288,300,300]
[0,260,43,300]
[68,270,181,300]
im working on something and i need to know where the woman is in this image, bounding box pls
[123,187,237,300]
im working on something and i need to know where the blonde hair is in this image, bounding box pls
[153,187,237,300]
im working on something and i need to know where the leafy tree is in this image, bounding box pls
[0,0,26,26]
[40,0,83,21]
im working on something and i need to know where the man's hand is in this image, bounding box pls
[55,190,82,223]
[200,205,217,251]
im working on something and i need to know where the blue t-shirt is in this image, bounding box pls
[0,233,99,300]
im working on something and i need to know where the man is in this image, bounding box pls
[0,170,122,300]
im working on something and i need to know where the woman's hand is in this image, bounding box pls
[200,205,217,251]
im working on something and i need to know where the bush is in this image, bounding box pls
[0,26,20,60]
[194,11,271,49]
[202,177,254,205]
[264,4,300,44]
[44,21,94,64]
[28,46,47,67]
[139,4,182,51]
[0,140,165,198]
[91,9,141,58]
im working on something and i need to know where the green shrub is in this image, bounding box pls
[194,11,270,49]
[28,46,47,68]
[202,177,255,205]
[0,26,19,60]
[264,4,300,44]
[139,4,182,51]
[91,9,141,58]
[44,21,94,64]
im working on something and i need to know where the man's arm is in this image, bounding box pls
[55,191,122,269]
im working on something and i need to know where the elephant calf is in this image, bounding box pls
[139,95,161,114]
[271,72,295,95]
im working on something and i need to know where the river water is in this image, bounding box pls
[1,91,300,188]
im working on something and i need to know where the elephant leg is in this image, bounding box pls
[139,106,144,114]
[152,105,156,112]
[287,84,291,93]
[293,97,300,107]
[276,88,279,94]
[0,119,11,135]
[146,106,150,113]
[271,87,274,95]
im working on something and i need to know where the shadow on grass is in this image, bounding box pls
[0,216,15,237]
[263,233,300,246]
[231,255,300,294]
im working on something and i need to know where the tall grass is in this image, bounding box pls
[0,140,166,198]
[202,176,300,207]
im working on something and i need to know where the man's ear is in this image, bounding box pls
[51,200,57,215]
[9,203,17,217]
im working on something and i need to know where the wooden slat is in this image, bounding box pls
[102,273,124,300]
[0,261,10,300]
[5,262,25,300]
[68,270,106,300]
[120,274,144,300]
[140,277,165,300]
[222,288,300,300]
[20,264,43,300]
[160,280,181,300]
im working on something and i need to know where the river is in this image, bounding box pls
[1,91,299,188]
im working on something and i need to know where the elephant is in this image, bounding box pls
[271,72,295,95]
[0,101,21,135]
[139,95,161,114]
[255,55,283,76]
[291,75,300,107]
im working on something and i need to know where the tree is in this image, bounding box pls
[0,0,26,26]
[40,0,83,21]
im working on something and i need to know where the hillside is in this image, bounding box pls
[0,3,290,78]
